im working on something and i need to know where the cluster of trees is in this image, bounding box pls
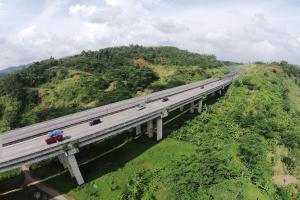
[167,66,299,199]
[275,61,300,79]
[255,60,300,80]
[79,45,224,72]
[0,46,225,132]
[110,65,299,200]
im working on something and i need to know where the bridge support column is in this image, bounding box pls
[60,149,84,185]
[218,89,222,96]
[198,99,203,113]
[190,102,195,113]
[204,103,207,111]
[147,120,153,138]
[0,135,2,158]
[180,106,184,112]
[136,124,141,135]
[156,117,163,141]
[58,154,68,169]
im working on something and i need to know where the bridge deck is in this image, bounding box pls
[0,72,239,172]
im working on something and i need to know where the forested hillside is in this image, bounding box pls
[34,64,298,200]
[0,45,300,200]
[0,65,26,77]
[0,46,227,132]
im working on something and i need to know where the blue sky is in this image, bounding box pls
[0,0,300,69]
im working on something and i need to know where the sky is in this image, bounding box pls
[0,0,300,69]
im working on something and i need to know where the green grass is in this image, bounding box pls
[50,64,298,200]
[147,65,229,93]
[0,107,200,199]
[2,64,299,199]
[284,76,300,113]
[42,138,197,200]
[0,168,21,182]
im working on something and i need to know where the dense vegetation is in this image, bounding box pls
[0,45,227,133]
[0,65,25,77]
[36,64,298,200]
[1,45,299,200]
[273,61,300,80]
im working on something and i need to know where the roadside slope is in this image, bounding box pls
[36,64,299,199]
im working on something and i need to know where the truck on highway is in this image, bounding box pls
[45,129,64,144]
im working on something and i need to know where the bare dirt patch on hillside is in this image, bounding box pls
[133,58,149,67]
[271,146,299,187]
[272,175,298,186]
[273,66,283,74]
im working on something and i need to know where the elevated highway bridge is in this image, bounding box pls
[0,71,240,185]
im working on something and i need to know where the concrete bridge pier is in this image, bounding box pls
[198,99,203,113]
[180,106,184,112]
[218,89,222,96]
[58,154,68,169]
[136,124,142,135]
[190,102,195,113]
[147,120,153,138]
[204,103,208,111]
[0,135,2,158]
[156,117,163,141]
[59,148,84,185]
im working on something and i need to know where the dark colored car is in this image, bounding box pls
[161,97,169,102]
[136,103,146,110]
[89,118,102,126]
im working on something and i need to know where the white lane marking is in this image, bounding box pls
[1,80,231,161]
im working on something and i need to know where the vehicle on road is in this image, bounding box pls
[89,118,102,126]
[145,98,152,103]
[200,85,204,89]
[161,97,169,102]
[136,103,146,110]
[45,129,64,144]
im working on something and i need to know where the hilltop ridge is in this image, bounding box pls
[0,45,228,132]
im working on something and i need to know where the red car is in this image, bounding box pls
[45,129,64,145]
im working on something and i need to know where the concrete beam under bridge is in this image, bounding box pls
[59,149,84,185]
[136,124,142,135]
[218,89,222,96]
[156,117,163,141]
[147,120,153,138]
[0,135,2,158]
[198,99,203,113]
[190,102,195,113]
[180,106,184,112]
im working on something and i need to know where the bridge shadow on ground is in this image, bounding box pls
[1,87,229,199]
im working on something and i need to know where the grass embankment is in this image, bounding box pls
[0,65,228,199]
[0,107,201,200]
[50,64,298,200]
[3,64,299,199]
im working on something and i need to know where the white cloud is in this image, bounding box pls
[0,0,300,69]
[154,20,189,34]
[69,4,120,24]
[104,0,122,6]
[252,40,276,59]
[18,25,37,40]
[104,0,161,7]
[77,22,110,43]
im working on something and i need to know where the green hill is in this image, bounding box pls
[25,64,298,200]
[1,46,299,200]
[0,45,227,132]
